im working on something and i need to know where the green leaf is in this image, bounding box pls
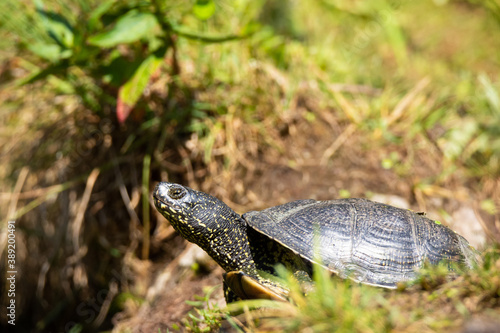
[17,63,67,86]
[67,323,83,333]
[99,53,143,87]
[116,47,166,123]
[88,10,158,48]
[193,0,216,20]
[35,1,74,48]
[27,42,65,62]
[171,24,255,43]
[88,0,117,32]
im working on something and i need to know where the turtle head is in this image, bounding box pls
[153,182,244,249]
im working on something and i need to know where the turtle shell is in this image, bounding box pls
[243,198,479,288]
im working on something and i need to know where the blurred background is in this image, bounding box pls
[1,0,500,332]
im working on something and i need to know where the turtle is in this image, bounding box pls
[152,182,480,302]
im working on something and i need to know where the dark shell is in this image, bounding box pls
[243,198,479,288]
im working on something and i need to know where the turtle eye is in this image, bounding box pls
[168,186,186,200]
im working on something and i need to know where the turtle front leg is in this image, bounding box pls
[223,277,242,303]
[223,271,287,302]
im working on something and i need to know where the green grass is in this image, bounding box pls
[183,248,500,332]
[181,286,224,333]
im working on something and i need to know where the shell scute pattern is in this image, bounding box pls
[245,198,477,288]
[352,202,422,278]
[418,218,469,266]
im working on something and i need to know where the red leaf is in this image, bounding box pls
[116,89,133,124]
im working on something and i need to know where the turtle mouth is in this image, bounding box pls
[153,191,179,219]
[153,183,172,209]
[152,193,165,207]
